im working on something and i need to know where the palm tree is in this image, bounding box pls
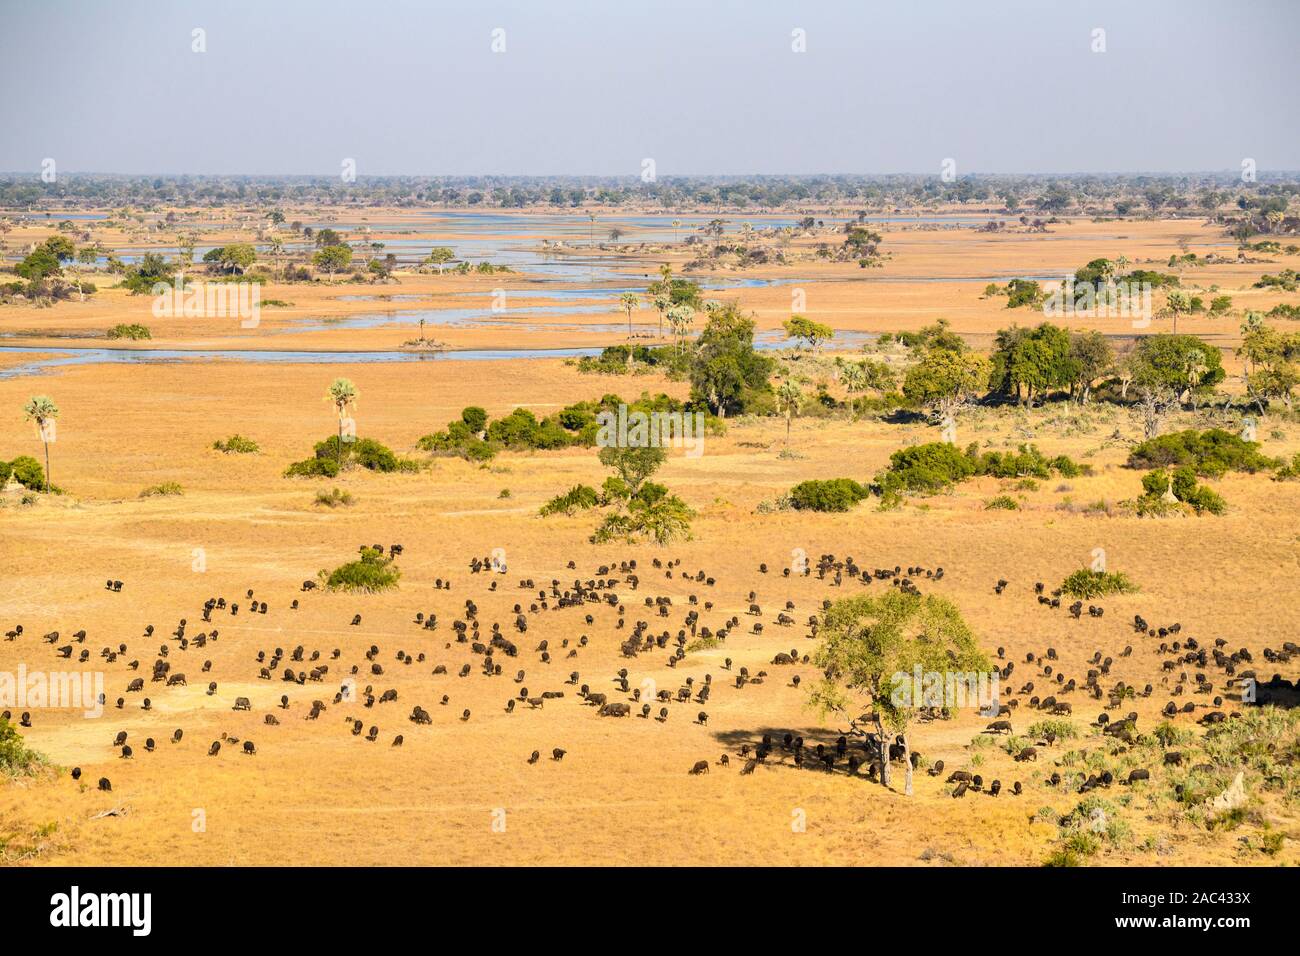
[776,379,802,446]
[176,234,196,288]
[652,293,670,340]
[267,236,285,281]
[1165,290,1191,335]
[838,359,866,417]
[588,211,596,248]
[23,395,59,493]
[671,219,681,244]
[325,378,358,469]
[619,292,641,338]
[619,292,641,367]
[1185,349,1208,410]
[667,304,695,354]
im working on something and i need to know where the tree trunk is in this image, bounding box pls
[337,419,344,469]
[902,731,913,796]
[43,441,51,493]
[874,714,891,789]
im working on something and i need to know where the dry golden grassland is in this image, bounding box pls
[1,211,1298,866]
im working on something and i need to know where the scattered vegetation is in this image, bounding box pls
[788,478,870,512]
[322,547,400,592]
[106,323,151,340]
[139,481,183,498]
[212,434,260,454]
[1060,568,1138,599]
[0,718,46,778]
[313,487,355,508]
[1127,428,1277,476]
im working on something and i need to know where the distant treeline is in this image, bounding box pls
[2,172,1298,232]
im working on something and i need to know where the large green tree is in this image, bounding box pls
[811,591,989,795]
[687,304,775,418]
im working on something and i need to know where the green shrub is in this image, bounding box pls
[1127,429,1277,477]
[0,717,45,777]
[881,442,977,493]
[212,434,260,454]
[5,456,44,490]
[789,478,871,512]
[1138,466,1227,515]
[324,547,400,592]
[314,487,355,507]
[539,484,600,516]
[590,485,693,545]
[1061,568,1138,599]
[1273,452,1300,481]
[1028,719,1079,740]
[351,438,399,472]
[984,495,1019,511]
[139,482,183,498]
[284,457,340,479]
[106,323,151,340]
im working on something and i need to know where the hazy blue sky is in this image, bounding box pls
[2,0,1297,176]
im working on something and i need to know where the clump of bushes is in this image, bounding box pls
[322,547,399,592]
[284,457,339,479]
[0,718,46,778]
[1028,719,1079,740]
[1272,451,1300,481]
[1127,428,1277,476]
[590,481,693,545]
[418,393,711,463]
[540,446,693,545]
[106,323,151,340]
[1061,568,1138,599]
[875,441,1084,503]
[984,495,1019,510]
[879,442,977,496]
[539,483,601,516]
[0,456,45,490]
[139,482,183,498]
[314,487,355,508]
[575,344,687,376]
[789,478,871,512]
[212,434,259,454]
[285,436,418,478]
[1133,466,1227,516]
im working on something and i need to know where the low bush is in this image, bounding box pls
[1127,428,1277,476]
[106,323,151,340]
[314,487,355,507]
[1136,466,1227,515]
[1061,568,1138,599]
[539,484,601,516]
[139,482,183,498]
[1,456,45,490]
[0,717,46,777]
[284,456,340,479]
[212,434,260,454]
[789,478,871,512]
[323,547,400,592]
